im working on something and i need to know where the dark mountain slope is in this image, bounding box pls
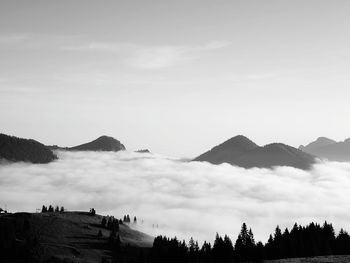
[69,136,126,152]
[0,133,57,163]
[300,137,350,161]
[193,135,258,164]
[194,136,316,170]
[236,143,316,170]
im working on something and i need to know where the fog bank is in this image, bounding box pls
[1,150,350,243]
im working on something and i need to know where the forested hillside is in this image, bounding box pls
[0,134,57,163]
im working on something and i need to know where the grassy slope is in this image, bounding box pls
[264,255,350,263]
[4,212,350,262]
[1,211,153,263]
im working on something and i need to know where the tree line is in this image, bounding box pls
[110,221,350,263]
[41,205,64,213]
[148,221,350,263]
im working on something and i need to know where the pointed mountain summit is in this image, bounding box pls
[69,136,126,152]
[300,137,350,161]
[194,135,258,165]
[194,136,316,170]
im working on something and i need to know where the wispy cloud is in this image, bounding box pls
[0,34,231,69]
[126,45,193,69]
[0,33,85,49]
[1,151,350,244]
[64,41,232,69]
[63,42,128,52]
[0,34,29,45]
[127,41,232,69]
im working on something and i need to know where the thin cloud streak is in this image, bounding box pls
[1,151,349,243]
[64,41,232,69]
[0,33,85,49]
[0,34,29,44]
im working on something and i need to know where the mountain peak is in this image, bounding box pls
[315,137,336,144]
[219,135,258,150]
[96,135,114,140]
[69,136,126,152]
[299,137,336,153]
[193,135,259,165]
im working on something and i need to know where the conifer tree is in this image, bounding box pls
[101,217,107,228]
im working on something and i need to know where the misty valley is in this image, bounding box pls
[2,133,350,262]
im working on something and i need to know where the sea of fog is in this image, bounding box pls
[1,150,350,243]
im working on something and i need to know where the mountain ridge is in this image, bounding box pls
[194,135,316,170]
[300,137,350,161]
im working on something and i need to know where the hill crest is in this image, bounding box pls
[194,135,258,165]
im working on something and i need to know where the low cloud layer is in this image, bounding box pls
[1,151,350,243]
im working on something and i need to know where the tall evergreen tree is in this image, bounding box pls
[101,217,107,228]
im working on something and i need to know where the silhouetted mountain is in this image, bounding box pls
[136,149,151,153]
[194,136,316,170]
[69,135,126,151]
[300,137,350,161]
[236,143,316,170]
[0,133,57,164]
[299,137,336,152]
[194,135,259,164]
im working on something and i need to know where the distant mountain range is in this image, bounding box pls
[194,135,316,170]
[2,132,350,167]
[0,133,57,163]
[0,134,126,163]
[299,137,350,161]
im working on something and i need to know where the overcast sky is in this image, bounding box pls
[1,0,350,157]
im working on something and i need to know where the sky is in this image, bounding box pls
[1,151,350,243]
[1,0,350,157]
